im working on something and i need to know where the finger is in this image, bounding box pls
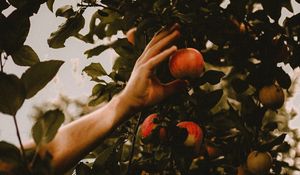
[146,45,177,70]
[162,79,188,97]
[144,30,180,61]
[146,23,180,49]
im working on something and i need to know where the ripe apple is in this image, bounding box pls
[198,143,221,159]
[139,113,167,144]
[206,144,221,159]
[126,27,136,45]
[169,48,205,79]
[258,84,285,109]
[246,151,273,175]
[176,121,204,154]
[236,165,249,175]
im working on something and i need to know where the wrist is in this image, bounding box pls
[107,92,139,126]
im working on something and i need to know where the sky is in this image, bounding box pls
[0,0,300,147]
[0,0,117,144]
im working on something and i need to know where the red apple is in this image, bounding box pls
[169,48,205,79]
[139,113,167,144]
[176,121,204,154]
[246,151,273,175]
[258,84,285,109]
[126,27,136,45]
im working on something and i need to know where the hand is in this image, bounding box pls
[120,24,186,111]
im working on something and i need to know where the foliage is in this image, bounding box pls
[1,0,300,174]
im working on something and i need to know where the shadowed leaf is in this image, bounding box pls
[32,109,65,145]
[21,60,64,99]
[55,5,75,18]
[47,0,55,12]
[83,63,107,79]
[48,12,85,48]
[11,45,40,66]
[0,73,25,116]
[84,45,109,58]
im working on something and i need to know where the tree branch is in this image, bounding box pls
[13,115,27,163]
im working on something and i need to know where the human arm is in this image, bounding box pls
[25,24,185,174]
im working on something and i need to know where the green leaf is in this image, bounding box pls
[48,12,85,48]
[0,73,25,116]
[0,0,9,12]
[21,60,64,99]
[202,89,223,109]
[111,38,137,59]
[91,83,106,96]
[7,0,27,8]
[75,162,93,175]
[0,10,30,53]
[92,145,115,173]
[276,67,291,89]
[55,5,75,18]
[231,78,249,93]
[32,109,65,145]
[0,141,22,162]
[83,63,107,79]
[11,45,40,66]
[84,45,109,58]
[259,134,286,151]
[201,70,225,85]
[47,0,55,12]
[88,93,109,106]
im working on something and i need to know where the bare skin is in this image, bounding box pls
[24,24,185,174]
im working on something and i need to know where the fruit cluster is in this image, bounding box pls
[139,113,205,157]
[125,35,283,174]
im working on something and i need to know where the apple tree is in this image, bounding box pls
[58,0,300,174]
[1,0,300,174]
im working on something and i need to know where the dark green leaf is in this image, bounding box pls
[0,10,30,53]
[84,45,109,58]
[55,5,75,18]
[259,134,286,151]
[263,122,278,131]
[7,0,27,8]
[32,109,65,145]
[275,142,291,153]
[75,162,92,175]
[21,60,64,98]
[0,73,25,116]
[276,67,291,89]
[48,12,85,48]
[83,63,107,79]
[231,78,249,93]
[11,45,40,66]
[0,0,9,11]
[91,83,106,96]
[201,70,225,85]
[282,1,293,13]
[111,38,137,58]
[92,145,115,173]
[203,89,223,109]
[97,9,109,17]
[0,141,22,162]
[47,0,55,12]
[88,93,109,106]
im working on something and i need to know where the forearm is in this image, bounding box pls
[40,93,135,174]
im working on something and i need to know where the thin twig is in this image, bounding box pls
[126,112,143,175]
[0,52,3,72]
[77,3,122,14]
[30,144,41,168]
[13,115,27,162]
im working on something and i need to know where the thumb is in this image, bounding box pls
[163,79,188,97]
